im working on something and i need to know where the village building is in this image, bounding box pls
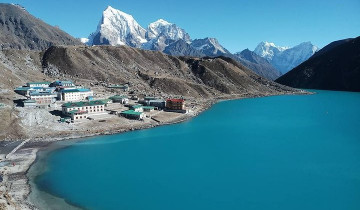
[58,88,93,102]
[166,99,186,110]
[130,104,143,112]
[62,100,105,122]
[139,97,166,109]
[120,110,145,120]
[148,99,166,109]
[29,91,57,105]
[26,82,51,88]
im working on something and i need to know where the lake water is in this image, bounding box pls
[30,90,360,210]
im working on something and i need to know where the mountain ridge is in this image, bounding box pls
[254,41,318,74]
[276,36,360,92]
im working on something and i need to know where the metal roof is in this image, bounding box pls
[60,88,91,93]
[29,92,56,96]
[23,100,36,103]
[121,110,143,116]
[142,106,155,109]
[62,100,105,108]
[15,87,30,91]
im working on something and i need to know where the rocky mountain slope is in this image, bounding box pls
[254,41,318,74]
[234,49,282,80]
[276,36,360,92]
[42,45,294,97]
[0,3,82,50]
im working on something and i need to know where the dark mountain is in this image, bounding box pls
[0,3,81,50]
[190,38,231,57]
[163,39,205,57]
[234,49,282,80]
[276,36,360,92]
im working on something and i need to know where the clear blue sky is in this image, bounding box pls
[1,0,359,52]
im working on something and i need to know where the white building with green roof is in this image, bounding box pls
[120,110,145,120]
[61,100,105,122]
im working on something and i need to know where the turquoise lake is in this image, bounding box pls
[31,90,360,210]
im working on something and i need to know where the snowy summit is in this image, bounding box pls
[87,6,147,47]
[254,41,319,74]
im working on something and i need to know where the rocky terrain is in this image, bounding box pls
[276,36,360,92]
[0,4,82,50]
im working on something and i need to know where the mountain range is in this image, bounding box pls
[83,6,317,80]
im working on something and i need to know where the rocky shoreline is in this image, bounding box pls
[0,91,309,210]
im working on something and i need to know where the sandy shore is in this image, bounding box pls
[0,91,309,210]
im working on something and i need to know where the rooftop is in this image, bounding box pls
[62,100,105,108]
[60,88,91,93]
[15,87,30,91]
[23,100,36,103]
[30,92,56,96]
[148,99,166,103]
[121,110,143,116]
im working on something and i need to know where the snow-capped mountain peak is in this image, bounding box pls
[191,37,230,56]
[146,19,190,43]
[254,41,289,61]
[254,41,318,74]
[152,19,171,26]
[88,6,146,47]
[86,6,230,57]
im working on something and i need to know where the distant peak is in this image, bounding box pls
[105,5,114,10]
[154,19,171,25]
[103,5,133,19]
[259,41,276,47]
